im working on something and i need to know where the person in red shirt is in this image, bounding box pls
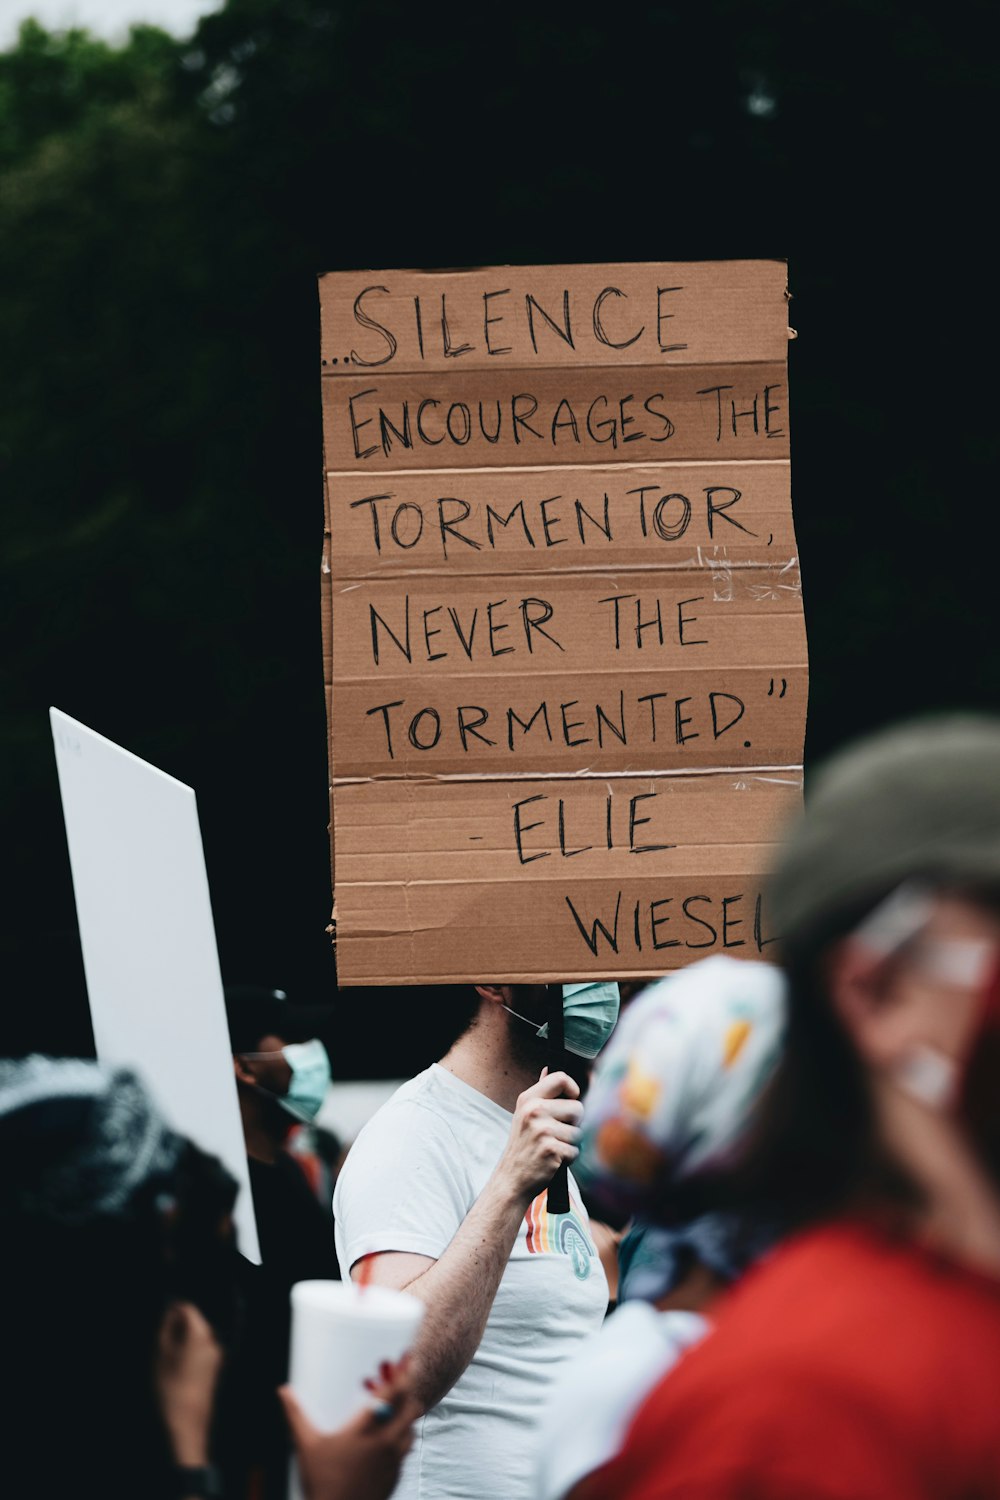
[585,716,1000,1500]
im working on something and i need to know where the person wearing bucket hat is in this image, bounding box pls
[588,715,1000,1500]
[0,1056,239,1500]
[0,1056,419,1500]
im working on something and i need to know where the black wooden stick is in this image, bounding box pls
[546,984,570,1214]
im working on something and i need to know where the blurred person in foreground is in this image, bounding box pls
[0,1055,416,1500]
[224,986,340,1498]
[334,982,619,1500]
[587,716,1000,1500]
[537,955,786,1500]
[0,1055,239,1499]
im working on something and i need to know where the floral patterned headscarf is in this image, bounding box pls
[576,956,787,1222]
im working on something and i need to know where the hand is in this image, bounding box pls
[497,1069,583,1206]
[279,1362,422,1500]
[154,1301,224,1467]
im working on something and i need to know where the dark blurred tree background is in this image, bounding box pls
[2,1,996,1067]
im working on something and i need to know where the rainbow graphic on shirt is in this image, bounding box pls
[524,1189,596,1281]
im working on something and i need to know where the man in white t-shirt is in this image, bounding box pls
[333,983,612,1500]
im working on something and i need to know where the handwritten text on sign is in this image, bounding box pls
[320,263,804,984]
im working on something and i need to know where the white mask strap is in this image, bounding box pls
[501,1004,545,1036]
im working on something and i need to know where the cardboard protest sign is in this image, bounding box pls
[50,709,260,1262]
[319,262,803,984]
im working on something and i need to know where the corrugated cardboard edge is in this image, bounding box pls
[321,340,337,953]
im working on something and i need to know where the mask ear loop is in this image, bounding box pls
[546,984,570,1215]
[501,1005,546,1034]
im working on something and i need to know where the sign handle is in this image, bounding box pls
[546,984,569,1215]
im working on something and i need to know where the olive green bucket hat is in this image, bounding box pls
[768,715,1000,951]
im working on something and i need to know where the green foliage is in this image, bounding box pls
[0,18,177,169]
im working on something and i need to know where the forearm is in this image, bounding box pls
[359,1068,582,1409]
[403,1173,527,1408]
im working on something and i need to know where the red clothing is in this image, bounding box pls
[593,1222,1000,1500]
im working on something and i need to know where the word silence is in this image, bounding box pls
[319,263,790,372]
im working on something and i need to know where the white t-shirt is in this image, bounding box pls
[535,1300,709,1500]
[333,1064,609,1500]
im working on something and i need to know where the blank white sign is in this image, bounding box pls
[50,707,260,1262]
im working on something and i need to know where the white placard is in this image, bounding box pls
[50,707,260,1262]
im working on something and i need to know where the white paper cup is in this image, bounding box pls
[287,1279,424,1500]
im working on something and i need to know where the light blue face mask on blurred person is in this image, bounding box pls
[277,1039,331,1123]
[242,1037,332,1122]
[505,982,622,1060]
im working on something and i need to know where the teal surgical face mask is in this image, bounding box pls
[504,982,621,1060]
[559,981,622,1058]
[280,1039,331,1122]
[244,1038,331,1123]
